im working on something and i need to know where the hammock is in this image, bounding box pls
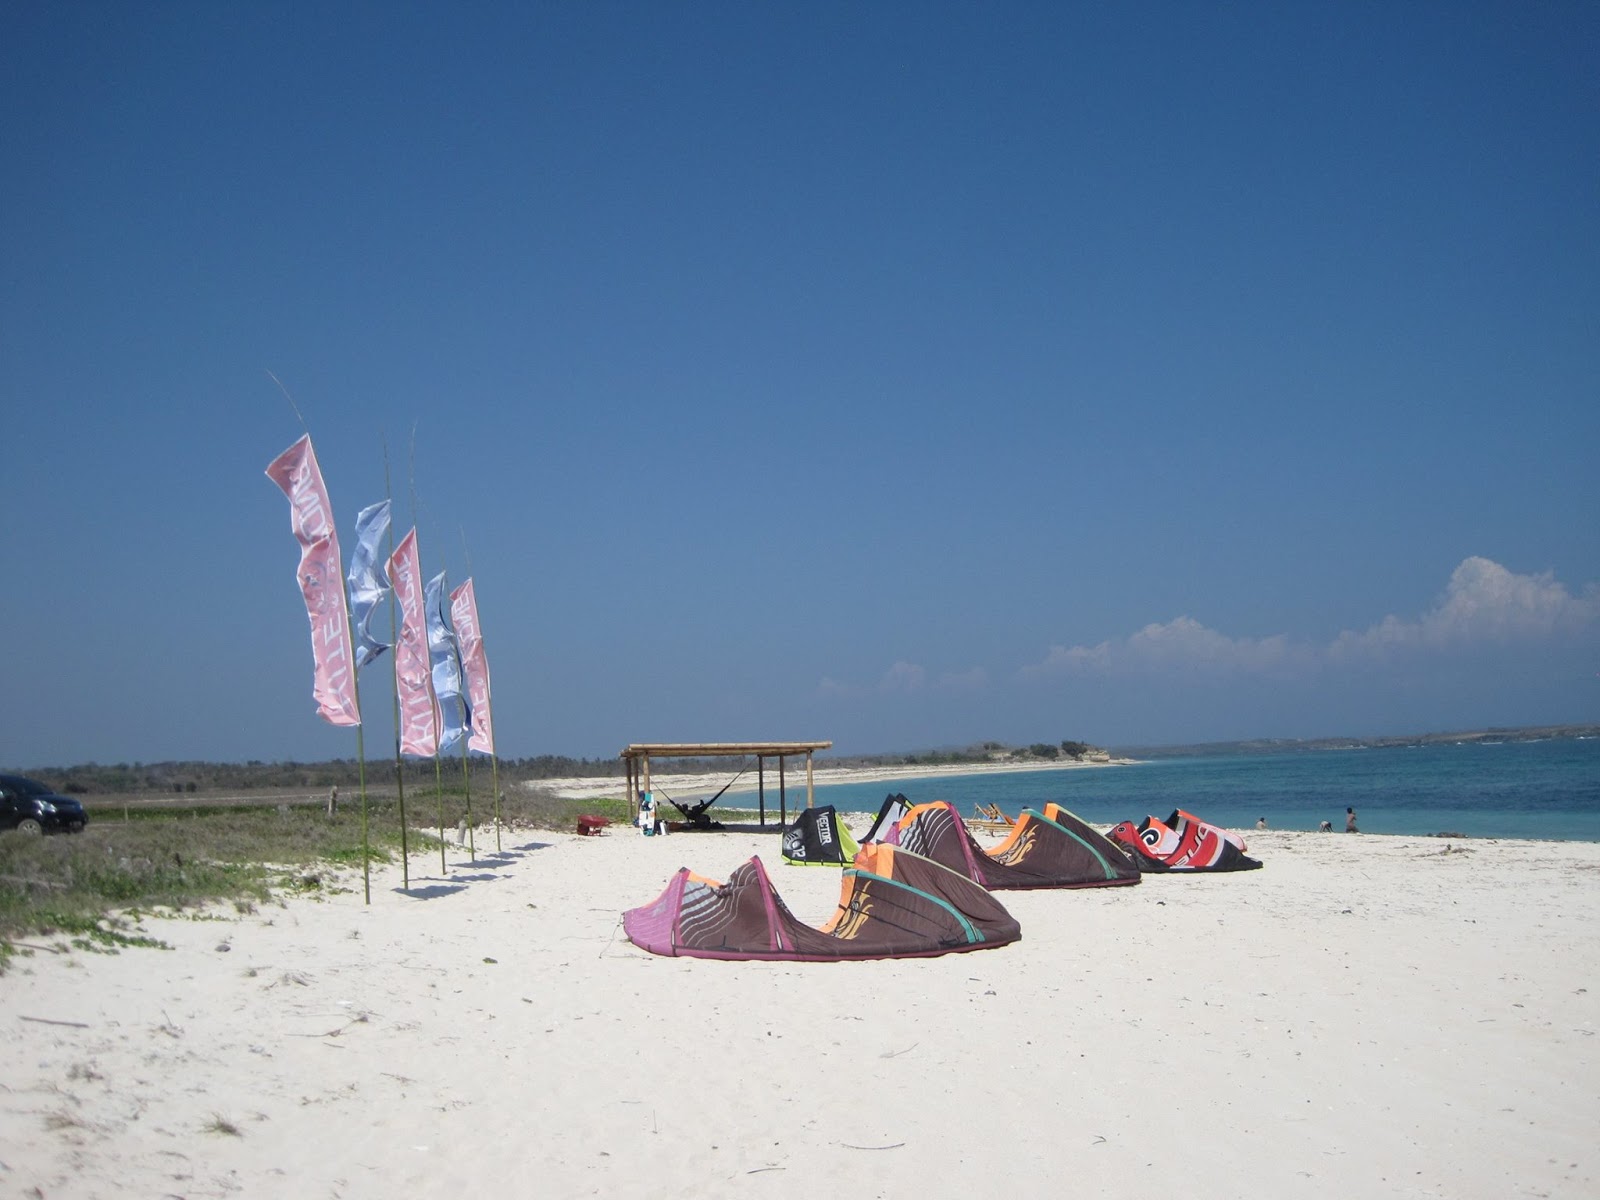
[660,764,749,830]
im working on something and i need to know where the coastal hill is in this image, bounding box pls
[1114,723,1600,759]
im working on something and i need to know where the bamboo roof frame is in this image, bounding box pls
[619,741,833,827]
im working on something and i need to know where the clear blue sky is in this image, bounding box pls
[3,3,1596,767]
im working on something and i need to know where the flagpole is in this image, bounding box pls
[337,498,371,907]
[382,442,410,892]
[459,736,475,860]
[405,428,450,878]
[266,420,368,904]
[266,369,311,435]
[434,751,448,874]
[489,755,502,853]
[354,685,371,905]
[428,577,450,871]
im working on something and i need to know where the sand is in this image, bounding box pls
[2,817,1596,1199]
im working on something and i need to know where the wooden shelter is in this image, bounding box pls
[620,741,833,827]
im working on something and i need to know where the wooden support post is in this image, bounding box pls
[806,750,815,809]
[779,755,787,826]
[757,755,766,825]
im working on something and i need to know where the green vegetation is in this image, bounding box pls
[0,785,638,969]
[5,755,625,798]
[0,739,1118,967]
[3,741,1110,798]
[838,739,1107,768]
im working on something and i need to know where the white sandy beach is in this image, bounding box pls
[2,818,1596,1200]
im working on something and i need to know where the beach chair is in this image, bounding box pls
[968,803,1015,835]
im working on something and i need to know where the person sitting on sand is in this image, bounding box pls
[1255,816,1268,830]
[1346,806,1358,833]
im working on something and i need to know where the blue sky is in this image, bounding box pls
[3,3,1596,767]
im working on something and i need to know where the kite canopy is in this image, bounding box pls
[862,792,913,844]
[886,800,1142,889]
[781,804,861,866]
[1107,811,1263,872]
[1170,808,1249,852]
[622,847,1021,961]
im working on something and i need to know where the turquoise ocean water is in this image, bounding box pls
[803,737,1600,842]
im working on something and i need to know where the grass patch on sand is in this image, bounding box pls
[0,786,638,968]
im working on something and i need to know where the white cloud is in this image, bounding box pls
[1329,556,1600,659]
[1021,557,1599,680]
[1021,616,1303,679]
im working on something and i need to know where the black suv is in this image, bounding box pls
[0,775,89,834]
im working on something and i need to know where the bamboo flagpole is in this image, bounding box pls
[489,756,503,853]
[387,527,439,873]
[459,733,475,860]
[381,444,410,891]
[400,433,452,875]
[344,499,395,906]
[265,430,368,900]
[433,754,448,871]
[353,681,370,902]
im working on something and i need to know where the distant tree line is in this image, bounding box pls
[7,739,1109,795]
[4,755,624,796]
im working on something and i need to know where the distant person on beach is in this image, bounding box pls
[1256,817,1268,830]
[327,784,338,816]
[1319,820,1333,832]
[1346,806,1358,833]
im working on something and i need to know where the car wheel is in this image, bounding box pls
[14,817,43,836]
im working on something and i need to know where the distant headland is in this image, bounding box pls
[1113,723,1600,759]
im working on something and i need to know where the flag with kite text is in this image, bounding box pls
[264,434,361,727]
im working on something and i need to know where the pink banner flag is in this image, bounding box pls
[450,578,496,754]
[388,528,438,756]
[264,434,360,727]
